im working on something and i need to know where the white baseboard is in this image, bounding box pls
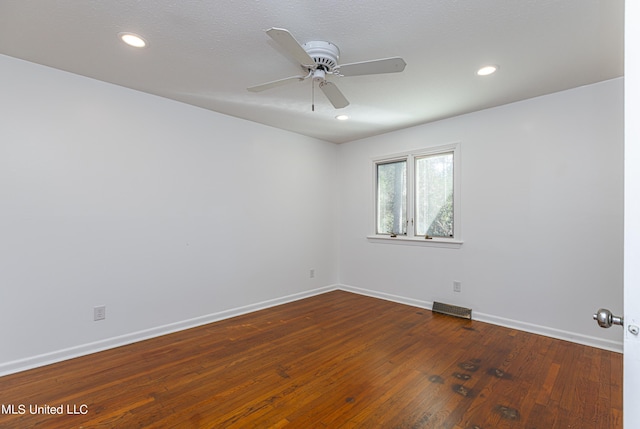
[472,311,623,353]
[339,284,434,309]
[338,284,623,353]
[0,285,338,377]
[1,283,621,377]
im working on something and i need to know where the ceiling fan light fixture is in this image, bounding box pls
[119,32,147,48]
[477,65,498,76]
[313,68,327,82]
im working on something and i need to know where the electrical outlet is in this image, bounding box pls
[310,269,315,279]
[94,305,106,321]
[453,281,462,293]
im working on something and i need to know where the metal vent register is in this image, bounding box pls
[432,302,472,320]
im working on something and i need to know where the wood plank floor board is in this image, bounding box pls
[609,349,623,427]
[0,290,622,428]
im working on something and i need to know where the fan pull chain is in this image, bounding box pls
[311,81,315,112]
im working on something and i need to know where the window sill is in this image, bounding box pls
[366,235,463,248]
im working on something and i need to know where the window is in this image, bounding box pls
[372,143,461,246]
[376,160,407,235]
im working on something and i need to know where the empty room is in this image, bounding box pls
[1,1,638,428]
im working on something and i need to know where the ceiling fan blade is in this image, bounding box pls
[247,75,306,92]
[266,27,316,68]
[319,81,350,109]
[337,57,407,77]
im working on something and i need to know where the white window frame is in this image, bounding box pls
[368,143,463,248]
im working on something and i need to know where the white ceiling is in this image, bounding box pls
[0,0,624,144]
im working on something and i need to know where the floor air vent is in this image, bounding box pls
[432,302,472,320]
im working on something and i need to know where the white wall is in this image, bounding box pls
[0,52,624,375]
[338,78,624,350]
[0,54,339,373]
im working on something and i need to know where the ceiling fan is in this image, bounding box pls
[247,28,406,110]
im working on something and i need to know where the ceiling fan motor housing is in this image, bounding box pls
[303,41,340,72]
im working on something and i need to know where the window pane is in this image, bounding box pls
[377,160,407,235]
[415,153,454,237]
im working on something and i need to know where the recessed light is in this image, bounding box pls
[477,65,498,76]
[335,115,349,121]
[119,32,147,48]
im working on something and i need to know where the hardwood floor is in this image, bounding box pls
[0,290,622,428]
